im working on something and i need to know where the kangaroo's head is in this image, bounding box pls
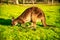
[11,17,18,26]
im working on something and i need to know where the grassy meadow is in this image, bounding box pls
[0,4,60,40]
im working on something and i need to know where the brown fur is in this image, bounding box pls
[11,7,47,29]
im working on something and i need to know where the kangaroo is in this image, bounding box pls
[11,7,47,29]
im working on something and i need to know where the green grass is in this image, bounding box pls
[0,4,60,40]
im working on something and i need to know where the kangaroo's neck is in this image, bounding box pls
[16,17,25,24]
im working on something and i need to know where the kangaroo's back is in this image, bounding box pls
[17,7,33,19]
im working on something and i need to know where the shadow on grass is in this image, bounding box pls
[59,9,60,13]
[37,24,56,27]
[0,18,12,26]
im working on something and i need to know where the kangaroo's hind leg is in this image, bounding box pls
[41,17,47,27]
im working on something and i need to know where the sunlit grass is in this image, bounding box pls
[0,4,60,40]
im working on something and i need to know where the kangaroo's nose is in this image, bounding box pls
[11,24,13,26]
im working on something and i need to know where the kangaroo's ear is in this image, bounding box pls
[12,17,14,21]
